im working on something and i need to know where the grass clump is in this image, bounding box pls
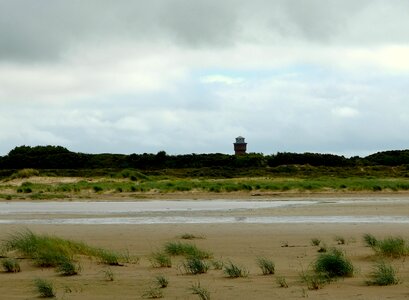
[256,257,275,275]
[56,258,80,276]
[314,248,354,278]
[224,261,249,278]
[143,287,163,299]
[180,233,204,240]
[182,257,209,275]
[210,259,224,270]
[155,275,169,288]
[189,282,210,300]
[1,258,21,273]
[363,233,378,248]
[376,237,407,258]
[34,278,55,298]
[366,261,399,286]
[300,272,330,290]
[150,252,172,268]
[2,230,126,269]
[276,276,289,288]
[164,242,211,259]
[102,268,114,281]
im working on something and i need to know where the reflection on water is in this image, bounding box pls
[0,198,408,224]
[0,216,408,225]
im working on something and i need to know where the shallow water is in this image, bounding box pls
[0,198,408,224]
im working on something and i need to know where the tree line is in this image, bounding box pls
[1,145,409,170]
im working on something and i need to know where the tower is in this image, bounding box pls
[234,136,247,155]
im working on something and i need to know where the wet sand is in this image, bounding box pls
[0,197,409,299]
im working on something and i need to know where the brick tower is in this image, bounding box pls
[234,136,247,155]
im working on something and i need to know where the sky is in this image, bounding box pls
[1,0,409,157]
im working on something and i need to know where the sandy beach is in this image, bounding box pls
[0,197,408,299]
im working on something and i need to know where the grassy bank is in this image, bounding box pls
[2,170,409,200]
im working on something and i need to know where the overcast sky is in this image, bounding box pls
[1,0,409,157]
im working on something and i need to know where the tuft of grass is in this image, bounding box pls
[34,278,55,298]
[224,261,249,278]
[210,259,224,270]
[164,242,211,259]
[180,233,204,240]
[143,287,163,299]
[311,238,321,246]
[1,258,21,273]
[300,271,330,290]
[155,275,169,288]
[150,252,172,268]
[56,258,80,276]
[317,244,328,253]
[189,282,210,300]
[376,237,407,258]
[256,257,275,275]
[314,248,354,278]
[102,268,114,281]
[363,233,378,248]
[182,257,209,275]
[366,261,399,286]
[2,230,126,267]
[276,276,289,288]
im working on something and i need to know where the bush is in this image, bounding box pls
[224,261,248,278]
[1,258,21,273]
[256,257,275,275]
[182,257,209,275]
[314,248,354,278]
[34,278,55,298]
[366,261,399,286]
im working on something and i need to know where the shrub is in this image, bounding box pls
[366,261,399,286]
[189,282,210,300]
[155,275,169,288]
[34,278,55,298]
[256,257,275,275]
[93,186,103,192]
[150,252,172,268]
[363,233,378,248]
[11,169,39,179]
[314,248,354,278]
[182,257,209,275]
[224,261,249,278]
[1,258,21,273]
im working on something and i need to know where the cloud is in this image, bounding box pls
[200,75,244,85]
[1,1,409,156]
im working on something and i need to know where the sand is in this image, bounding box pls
[0,197,409,299]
